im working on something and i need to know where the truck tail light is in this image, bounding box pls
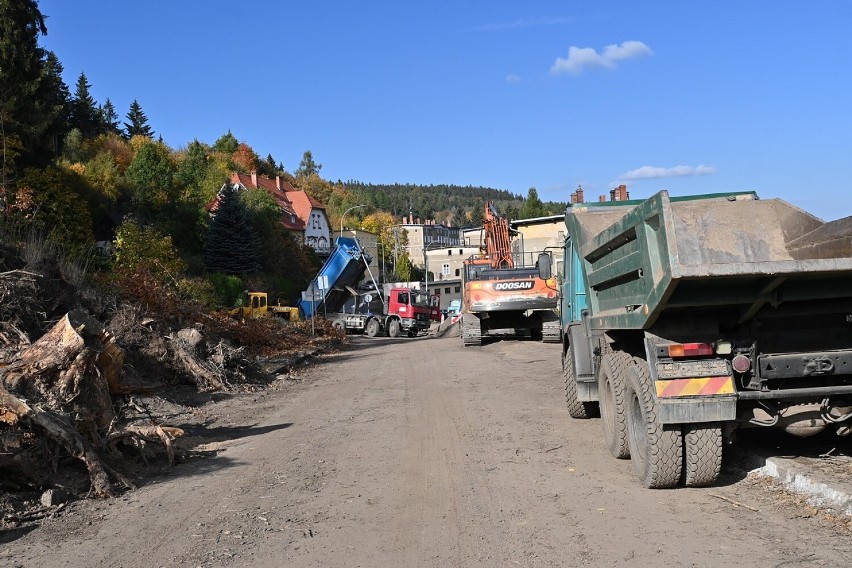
[668,343,714,357]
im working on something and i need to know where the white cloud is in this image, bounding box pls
[505,74,521,84]
[550,40,652,75]
[619,164,717,181]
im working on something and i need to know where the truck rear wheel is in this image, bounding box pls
[365,318,380,338]
[682,423,723,487]
[599,350,631,459]
[332,318,346,332]
[624,356,682,488]
[387,319,401,338]
[563,348,598,419]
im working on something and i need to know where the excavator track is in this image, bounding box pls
[540,311,562,343]
[461,313,482,347]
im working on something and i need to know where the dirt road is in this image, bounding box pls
[3,334,852,566]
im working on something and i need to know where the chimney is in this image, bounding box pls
[576,186,584,203]
[599,195,607,202]
[250,171,258,188]
[617,184,629,201]
[275,176,283,191]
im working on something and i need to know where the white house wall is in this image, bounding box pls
[305,209,331,254]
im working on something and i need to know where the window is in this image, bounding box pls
[448,250,452,255]
[444,287,450,294]
[397,292,409,305]
[455,286,461,293]
[455,268,460,277]
[442,263,450,276]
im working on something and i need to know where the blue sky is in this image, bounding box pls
[39,1,852,220]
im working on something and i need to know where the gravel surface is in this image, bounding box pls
[2,335,852,567]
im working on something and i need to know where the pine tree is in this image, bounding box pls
[123,99,153,139]
[69,72,99,137]
[295,150,321,177]
[203,184,262,275]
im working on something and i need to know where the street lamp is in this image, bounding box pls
[339,205,368,240]
[423,241,448,296]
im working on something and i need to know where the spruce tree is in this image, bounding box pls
[212,130,238,153]
[69,72,99,137]
[100,98,120,135]
[0,0,69,168]
[520,186,545,219]
[203,184,262,275]
[123,99,153,139]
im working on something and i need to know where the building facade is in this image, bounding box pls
[223,172,332,257]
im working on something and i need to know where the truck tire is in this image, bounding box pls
[598,350,631,459]
[563,348,598,419]
[387,319,401,338]
[682,423,723,487]
[332,318,346,332]
[365,318,380,338]
[624,356,682,488]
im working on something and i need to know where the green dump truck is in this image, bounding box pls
[557,190,852,488]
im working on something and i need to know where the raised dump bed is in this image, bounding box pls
[298,237,370,319]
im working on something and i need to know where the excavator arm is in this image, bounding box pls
[484,201,514,269]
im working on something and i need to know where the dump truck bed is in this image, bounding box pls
[566,190,852,330]
[298,237,371,318]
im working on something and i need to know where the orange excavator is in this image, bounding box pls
[460,201,560,346]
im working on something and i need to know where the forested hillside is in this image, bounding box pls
[343,181,568,227]
[0,1,565,307]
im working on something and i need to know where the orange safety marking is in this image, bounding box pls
[655,376,735,398]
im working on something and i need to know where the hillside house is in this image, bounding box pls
[209,172,331,256]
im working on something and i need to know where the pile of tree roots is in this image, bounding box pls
[0,244,325,510]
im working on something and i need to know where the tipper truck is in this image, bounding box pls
[298,236,431,337]
[555,189,852,488]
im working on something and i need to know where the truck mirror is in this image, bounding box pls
[537,253,552,280]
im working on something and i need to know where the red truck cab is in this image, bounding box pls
[386,288,432,336]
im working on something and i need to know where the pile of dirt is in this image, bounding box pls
[0,242,344,528]
[431,318,461,339]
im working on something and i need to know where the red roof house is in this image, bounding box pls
[208,171,331,255]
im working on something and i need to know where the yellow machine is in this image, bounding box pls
[229,292,300,321]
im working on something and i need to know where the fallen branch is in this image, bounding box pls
[104,424,185,465]
[3,502,67,523]
[0,388,113,497]
[709,493,759,512]
[0,269,41,279]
